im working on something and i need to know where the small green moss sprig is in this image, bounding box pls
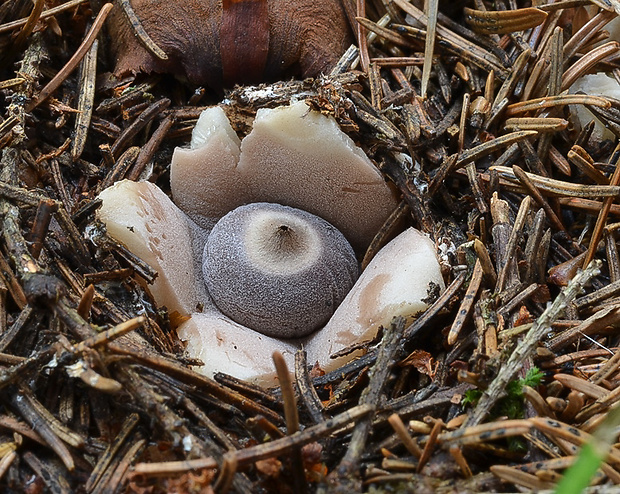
[463,366,544,419]
[462,367,544,451]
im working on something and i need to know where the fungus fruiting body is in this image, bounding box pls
[203,203,359,338]
[97,102,445,385]
[108,0,352,90]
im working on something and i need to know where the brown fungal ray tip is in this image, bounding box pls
[107,0,353,90]
[203,203,359,338]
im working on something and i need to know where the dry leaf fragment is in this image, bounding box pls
[255,457,282,478]
[400,349,437,377]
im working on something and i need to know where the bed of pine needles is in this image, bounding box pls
[2,0,620,492]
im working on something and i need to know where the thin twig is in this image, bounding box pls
[26,3,113,111]
[464,261,602,427]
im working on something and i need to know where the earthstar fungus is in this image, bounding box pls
[97,102,445,385]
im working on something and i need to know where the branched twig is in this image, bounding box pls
[464,260,602,427]
[326,316,405,491]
